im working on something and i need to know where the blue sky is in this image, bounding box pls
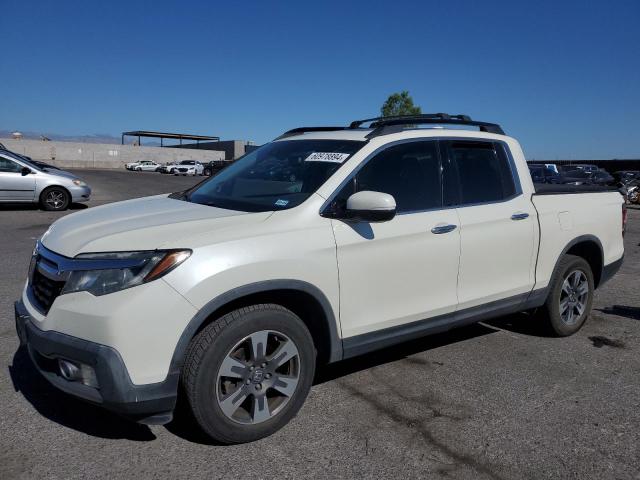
[1,0,638,159]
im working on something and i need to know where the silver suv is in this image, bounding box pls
[0,149,91,211]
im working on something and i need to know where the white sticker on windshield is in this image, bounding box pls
[275,199,289,207]
[304,152,350,163]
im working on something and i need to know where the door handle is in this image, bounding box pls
[511,212,529,221]
[431,224,457,234]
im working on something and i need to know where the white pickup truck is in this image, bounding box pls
[15,114,625,444]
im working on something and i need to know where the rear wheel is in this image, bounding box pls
[182,304,315,444]
[40,187,70,211]
[203,168,212,176]
[541,254,594,336]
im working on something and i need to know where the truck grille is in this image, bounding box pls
[28,249,67,314]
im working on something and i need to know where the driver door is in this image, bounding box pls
[331,140,460,340]
[0,155,35,201]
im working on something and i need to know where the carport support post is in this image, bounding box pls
[121,134,124,145]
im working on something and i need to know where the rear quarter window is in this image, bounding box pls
[449,141,517,205]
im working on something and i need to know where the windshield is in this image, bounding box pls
[186,139,365,212]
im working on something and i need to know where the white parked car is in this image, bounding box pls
[158,160,204,175]
[131,160,160,172]
[173,160,204,176]
[124,161,145,170]
[16,114,625,444]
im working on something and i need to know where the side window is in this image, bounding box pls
[449,141,516,204]
[0,156,23,173]
[336,141,442,214]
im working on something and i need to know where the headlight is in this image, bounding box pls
[61,250,191,296]
[72,179,86,186]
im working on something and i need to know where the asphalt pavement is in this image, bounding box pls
[1,169,639,479]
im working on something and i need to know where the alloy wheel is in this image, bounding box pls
[216,330,300,425]
[45,190,66,209]
[559,270,589,325]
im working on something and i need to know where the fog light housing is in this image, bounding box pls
[58,359,98,388]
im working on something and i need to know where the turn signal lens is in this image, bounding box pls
[145,250,191,281]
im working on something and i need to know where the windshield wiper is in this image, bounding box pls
[168,190,189,201]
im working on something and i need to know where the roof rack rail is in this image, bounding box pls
[274,126,348,140]
[275,113,504,141]
[350,113,505,137]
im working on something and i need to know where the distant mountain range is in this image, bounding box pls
[0,130,162,146]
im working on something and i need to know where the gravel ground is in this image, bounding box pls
[1,169,638,479]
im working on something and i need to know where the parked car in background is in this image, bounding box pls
[0,148,91,210]
[529,165,593,185]
[528,165,563,183]
[132,160,160,172]
[15,113,625,444]
[566,164,599,174]
[613,170,640,184]
[589,169,614,186]
[159,160,203,175]
[124,161,141,170]
[203,160,232,176]
[626,183,639,204]
[158,161,178,174]
[559,169,593,185]
[173,160,204,176]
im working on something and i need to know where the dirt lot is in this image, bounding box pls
[1,170,638,479]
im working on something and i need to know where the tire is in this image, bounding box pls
[182,304,316,444]
[540,254,594,336]
[40,186,70,211]
[203,168,211,177]
[135,167,141,171]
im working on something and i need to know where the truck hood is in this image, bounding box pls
[41,195,272,257]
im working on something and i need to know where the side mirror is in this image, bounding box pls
[344,191,396,222]
[21,167,32,176]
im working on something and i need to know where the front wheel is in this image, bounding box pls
[541,254,594,336]
[182,304,316,444]
[203,168,212,176]
[40,187,70,211]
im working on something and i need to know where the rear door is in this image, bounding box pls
[442,140,536,309]
[0,154,36,201]
[332,140,461,338]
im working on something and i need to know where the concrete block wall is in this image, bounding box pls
[175,140,249,160]
[1,138,225,169]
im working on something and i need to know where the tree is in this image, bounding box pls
[380,91,422,117]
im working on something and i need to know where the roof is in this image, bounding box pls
[122,131,220,141]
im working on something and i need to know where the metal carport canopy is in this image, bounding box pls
[121,130,220,147]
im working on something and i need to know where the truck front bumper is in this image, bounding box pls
[15,300,179,424]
